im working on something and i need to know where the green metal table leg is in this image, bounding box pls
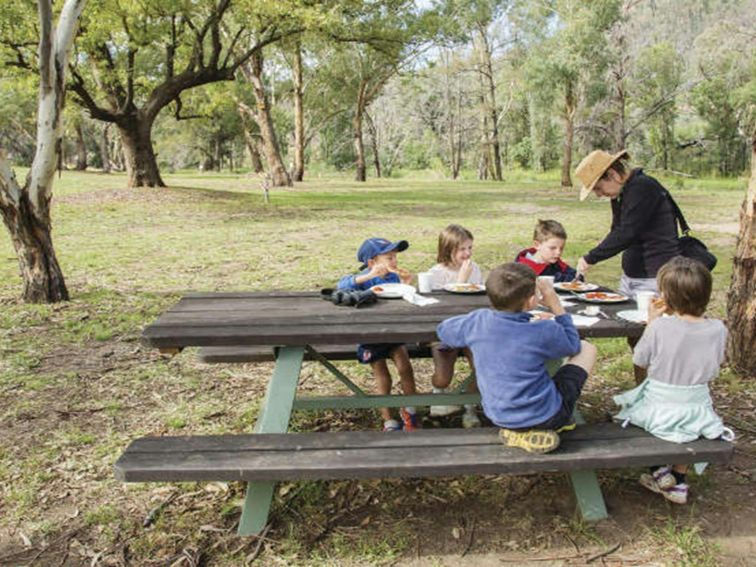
[238,346,305,536]
[569,411,608,521]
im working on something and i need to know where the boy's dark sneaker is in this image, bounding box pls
[499,428,560,454]
[399,408,420,432]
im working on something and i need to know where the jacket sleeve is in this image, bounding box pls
[543,314,581,358]
[584,182,664,265]
[337,274,360,290]
[553,265,578,282]
[437,314,471,348]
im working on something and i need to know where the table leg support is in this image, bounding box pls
[568,410,608,522]
[238,346,305,536]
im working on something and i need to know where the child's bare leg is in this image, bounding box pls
[391,346,416,395]
[431,346,457,390]
[672,464,688,475]
[462,348,479,393]
[566,340,597,375]
[371,359,393,422]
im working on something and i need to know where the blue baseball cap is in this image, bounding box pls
[357,237,409,268]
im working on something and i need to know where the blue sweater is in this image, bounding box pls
[437,309,581,428]
[337,270,400,290]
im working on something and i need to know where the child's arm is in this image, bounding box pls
[458,259,473,283]
[437,314,471,348]
[631,323,656,369]
[553,265,579,283]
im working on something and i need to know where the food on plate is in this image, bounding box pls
[559,281,586,290]
[450,283,482,292]
[372,286,384,293]
[582,291,627,301]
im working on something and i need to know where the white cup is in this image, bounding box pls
[584,305,600,316]
[538,275,555,288]
[417,272,433,294]
[636,291,656,320]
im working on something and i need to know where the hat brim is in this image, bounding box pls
[358,240,409,269]
[579,150,629,201]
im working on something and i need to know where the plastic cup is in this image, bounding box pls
[636,291,656,320]
[584,305,600,316]
[418,272,433,294]
[538,275,555,288]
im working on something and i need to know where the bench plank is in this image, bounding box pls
[198,343,433,363]
[115,424,733,483]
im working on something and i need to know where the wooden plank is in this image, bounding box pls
[118,424,654,453]
[198,343,433,363]
[114,431,733,483]
[292,393,482,411]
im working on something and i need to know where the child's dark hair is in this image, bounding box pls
[533,219,567,242]
[486,263,535,311]
[657,256,712,317]
[437,224,474,265]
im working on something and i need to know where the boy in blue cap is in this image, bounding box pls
[338,237,419,431]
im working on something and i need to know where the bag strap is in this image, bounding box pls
[661,189,691,236]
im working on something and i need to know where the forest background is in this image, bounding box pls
[1,0,754,187]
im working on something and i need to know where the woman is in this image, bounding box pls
[574,149,680,384]
[574,149,680,297]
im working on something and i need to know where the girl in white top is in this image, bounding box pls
[428,224,484,427]
[614,257,731,505]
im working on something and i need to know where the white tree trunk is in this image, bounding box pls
[0,0,86,303]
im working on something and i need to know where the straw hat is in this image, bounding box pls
[575,149,629,201]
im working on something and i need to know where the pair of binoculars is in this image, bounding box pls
[321,288,377,308]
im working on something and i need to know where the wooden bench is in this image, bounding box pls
[115,424,733,518]
[198,343,433,364]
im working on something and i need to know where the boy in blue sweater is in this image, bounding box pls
[437,263,597,453]
[338,237,419,432]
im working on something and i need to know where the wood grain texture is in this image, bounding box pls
[114,424,733,482]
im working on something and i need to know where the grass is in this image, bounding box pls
[0,168,752,565]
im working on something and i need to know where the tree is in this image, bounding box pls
[0,0,86,303]
[1,1,338,187]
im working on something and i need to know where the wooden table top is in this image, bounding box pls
[141,290,644,349]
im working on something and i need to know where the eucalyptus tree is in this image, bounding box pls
[629,42,683,169]
[523,0,621,187]
[4,1,342,188]
[0,0,86,303]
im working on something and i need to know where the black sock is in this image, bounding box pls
[672,471,686,484]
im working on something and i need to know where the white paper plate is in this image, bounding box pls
[370,283,416,299]
[616,309,647,323]
[575,291,629,303]
[442,283,486,294]
[553,281,599,292]
[528,310,555,322]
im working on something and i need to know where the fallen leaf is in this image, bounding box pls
[452,527,461,539]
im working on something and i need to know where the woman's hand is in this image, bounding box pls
[576,257,592,278]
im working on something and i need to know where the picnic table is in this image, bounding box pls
[118,289,731,536]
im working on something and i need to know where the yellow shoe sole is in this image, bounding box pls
[499,428,560,454]
[556,422,577,433]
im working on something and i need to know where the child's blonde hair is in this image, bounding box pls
[657,256,712,317]
[437,224,474,265]
[533,219,567,242]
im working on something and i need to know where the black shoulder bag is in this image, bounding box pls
[665,191,717,271]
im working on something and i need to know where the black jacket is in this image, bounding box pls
[584,169,680,278]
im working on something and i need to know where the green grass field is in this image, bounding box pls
[0,169,753,565]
